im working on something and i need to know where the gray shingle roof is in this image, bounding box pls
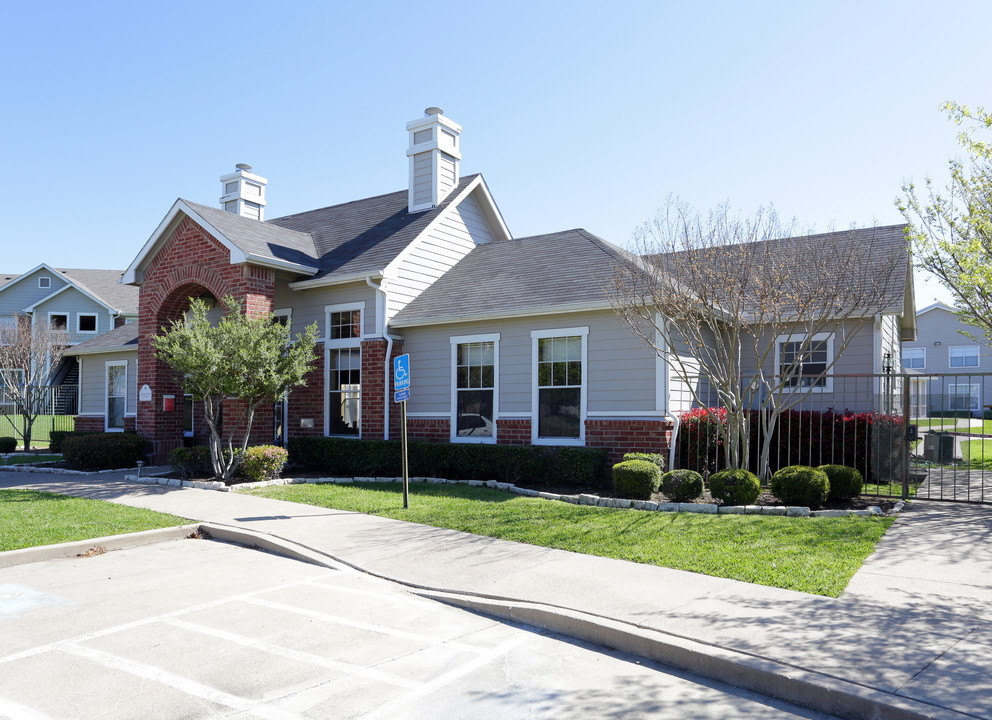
[67,322,139,355]
[268,174,480,281]
[0,268,138,313]
[391,229,636,326]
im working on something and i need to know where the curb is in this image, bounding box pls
[0,524,203,569]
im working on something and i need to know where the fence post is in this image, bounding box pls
[902,374,911,500]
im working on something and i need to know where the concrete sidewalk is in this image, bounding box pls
[3,469,991,720]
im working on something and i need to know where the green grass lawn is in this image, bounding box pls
[1,454,60,466]
[913,418,992,434]
[0,490,191,552]
[245,482,893,597]
[0,414,73,447]
[962,439,992,469]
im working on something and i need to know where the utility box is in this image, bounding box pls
[924,432,955,463]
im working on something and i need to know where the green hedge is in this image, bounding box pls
[50,430,99,454]
[62,432,149,471]
[708,468,761,506]
[0,437,17,453]
[288,437,608,487]
[613,459,661,500]
[928,410,975,419]
[771,465,830,508]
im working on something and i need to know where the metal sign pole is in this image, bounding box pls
[401,399,409,509]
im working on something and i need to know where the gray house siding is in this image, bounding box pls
[32,289,113,344]
[0,268,70,317]
[276,279,379,339]
[77,352,138,420]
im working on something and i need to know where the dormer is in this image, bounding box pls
[406,107,462,213]
[220,164,267,221]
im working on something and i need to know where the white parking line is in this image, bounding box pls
[60,644,307,720]
[301,577,443,608]
[356,634,532,720]
[163,618,424,690]
[0,697,54,720]
[244,597,490,654]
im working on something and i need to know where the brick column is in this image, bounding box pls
[361,339,388,439]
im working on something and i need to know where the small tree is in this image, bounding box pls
[152,296,319,481]
[0,314,69,450]
[899,101,992,344]
[607,199,903,478]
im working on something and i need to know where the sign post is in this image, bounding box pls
[393,354,411,508]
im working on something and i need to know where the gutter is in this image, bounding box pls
[366,276,403,441]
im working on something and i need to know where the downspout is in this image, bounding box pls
[656,315,680,471]
[366,276,403,441]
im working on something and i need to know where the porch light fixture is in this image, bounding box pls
[883,351,893,374]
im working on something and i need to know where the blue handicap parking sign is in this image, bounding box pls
[394,354,411,391]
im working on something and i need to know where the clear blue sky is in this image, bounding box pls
[3,0,987,308]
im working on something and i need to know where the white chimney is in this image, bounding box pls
[220,163,267,221]
[406,107,462,213]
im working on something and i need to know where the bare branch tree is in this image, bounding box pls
[606,198,905,478]
[0,314,69,450]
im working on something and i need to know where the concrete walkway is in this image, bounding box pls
[2,469,991,720]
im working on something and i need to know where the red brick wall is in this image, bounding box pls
[287,347,325,438]
[137,217,276,462]
[496,419,531,445]
[72,417,137,433]
[360,339,387,439]
[406,418,449,442]
[585,419,673,466]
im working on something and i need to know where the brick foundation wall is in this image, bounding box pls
[496,419,531,445]
[72,416,137,434]
[360,339,387,439]
[287,348,325,438]
[406,418,450,442]
[585,419,673,466]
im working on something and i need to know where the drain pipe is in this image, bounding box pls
[366,276,403,441]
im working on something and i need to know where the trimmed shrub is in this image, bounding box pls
[612,459,661,500]
[622,452,666,473]
[708,468,761,506]
[50,430,98,454]
[241,445,289,483]
[771,465,830,508]
[62,432,148,471]
[169,445,213,477]
[818,464,863,500]
[0,437,17,453]
[660,469,704,503]
[554,447,609,488]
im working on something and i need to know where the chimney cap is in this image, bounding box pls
[424,107,444,117]
[235,163,252,171]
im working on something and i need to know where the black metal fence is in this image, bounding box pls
[671,373,992,504]
[0,385,77,446]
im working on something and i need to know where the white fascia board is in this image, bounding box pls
[916,301,956,317]
[471,176,512,242]
[289,271,383,291]
[122,200,245,285]
[243,253,319,276]
[389,300,615,329]
[0,262,63,295]
[67,344,138,357]
[23,281,116,315]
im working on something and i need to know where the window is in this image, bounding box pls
[78,314,97,333]
[325,303,364,437]
[106,362,127,431]
[38,276,51,289]
[949,346,979,368]
[532,328,588,444]
[0,317,17,345]
[49,313,68,331]
[947,382,980,412]
[903,347,925,370]
[451,334,498,442]
[183,394,194,437]
[272,308,292,328]
[776,333,833,391]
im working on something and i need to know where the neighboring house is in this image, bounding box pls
[903,302,992,417]
[67,108,917,462]
[0,266,139,410]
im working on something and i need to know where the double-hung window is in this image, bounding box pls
[949,346,979,369]
[325,303,364,437]
[451,334,498,442]
[532,327,588,444]
[106,361,127,432]
[776,333,833,391]
[903,347,925,370]
[947,382,980,412]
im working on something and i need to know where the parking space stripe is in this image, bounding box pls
[356,635,532,720]
[244,597,489,654]
[60,644,306,720]
[0,697,54,720]
[301,578,444,608]
[163,618,424,690]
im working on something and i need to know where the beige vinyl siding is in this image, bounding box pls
[667,337,704,414]
[77,351,138,417]
[276,279,379,339]
[385,194,494,322]
[0,269,70,316]
[400,310,657,416]
[880,314,901,370]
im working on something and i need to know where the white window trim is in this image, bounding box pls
[324,303,365,438]
[948,345,980,369]
[273,307,292,330]
[946,382,981,412]
[902,347,926,370]
[774,332,834,393]
[531,326,589,446]
[38,276,51,289]
[77,313,98,334]
[450,333,500,444]
[47,311,69,331]
[105,360,127,432]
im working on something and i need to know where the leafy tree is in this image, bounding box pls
[0,315,69,450]
[899,101,992,344]
[152,296,318,480]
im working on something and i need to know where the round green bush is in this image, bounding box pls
[708,468,761,506]
[661,469,704,503]
[0,436,17,453]
[770,465,830,508]
[612,459,662,500]
[622,452,666,473]
[818,464,864,500]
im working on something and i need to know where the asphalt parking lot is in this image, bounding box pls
[0,537,840,719]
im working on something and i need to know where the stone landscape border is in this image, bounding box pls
[125,472,895,517]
